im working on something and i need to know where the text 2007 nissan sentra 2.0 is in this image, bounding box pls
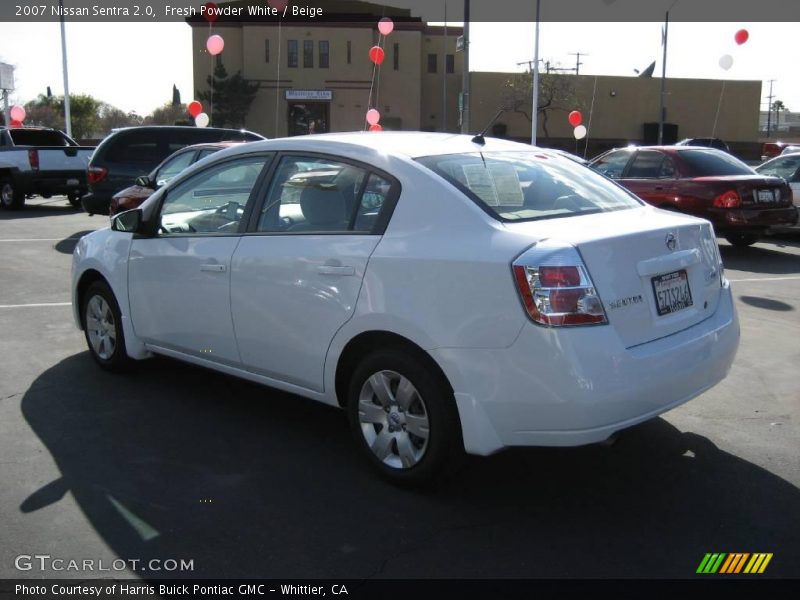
[71,132,739,485]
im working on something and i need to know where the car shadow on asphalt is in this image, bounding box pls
[0,201,81,220]
[54,231,97,255]
[20,353,800,579]
[719,240,800,275]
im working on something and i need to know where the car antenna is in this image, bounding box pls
[471,109,505,146]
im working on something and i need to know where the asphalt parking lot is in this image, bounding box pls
[0,197,798,580]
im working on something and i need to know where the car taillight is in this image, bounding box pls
[88,166,108,184]
[713,190,740,208]
[512,241,607,327]
[28,149,39,170]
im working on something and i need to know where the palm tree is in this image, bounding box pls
[772,100,788,131]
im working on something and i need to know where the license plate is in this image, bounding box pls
[757,189,775,203]
[67,178,79,186]
[652,269,693,316]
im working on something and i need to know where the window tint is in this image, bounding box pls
[393,43,399,70]
[627,151,665,178]
[346,40,352,64]
[258,156,367,233]
[679,149,754,176]
[427,54,437,73]
[155,151,196,186]
[159,155,269,235]
[288,40,298,68]
[446,54,454,74]
[756,155,800,180]
[418,151,642,223]
[591,150,632,179]
[660,156,676,178]
[9,129,73,146]
[304,40,313,68]
[319,40,329,68]
[264,39,270,63]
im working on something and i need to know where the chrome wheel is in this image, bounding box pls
[357,370,430,469]
[85,294,117,361]
[1,182,14,207]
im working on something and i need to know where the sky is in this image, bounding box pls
[0,21,797,118]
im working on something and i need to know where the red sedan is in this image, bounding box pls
[590,146,798,246]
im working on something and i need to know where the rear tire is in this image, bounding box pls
[67,192,82,208]
[725,233,760,247]
[347,348,462,486]
[81,281,130,372]
[0,178,25,210]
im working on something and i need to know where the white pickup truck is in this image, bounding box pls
[0,127,94,209]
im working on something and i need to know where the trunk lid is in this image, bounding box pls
[503,207,723,348]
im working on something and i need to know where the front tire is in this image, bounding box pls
[725,233,760,247]
[81,281,130,372]
[0,178,25,210]
[347,349,462,485]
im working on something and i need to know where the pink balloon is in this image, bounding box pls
[9,105,26,122]
[366,109,381,126]
[369,124,383,132]
[268,0,288,10]
[378,18,394,36]
[734,29,749,45]
[206,34,225,56]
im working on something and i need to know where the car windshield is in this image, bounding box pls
[678,149,754,176]
[417,151,642,222]
[756,155,800,179]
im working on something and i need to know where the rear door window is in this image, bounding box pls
[627,151,666,178]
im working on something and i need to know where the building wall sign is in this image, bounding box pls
[285,90,333,101]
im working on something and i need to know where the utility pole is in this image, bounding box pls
[59,0,72,138]
[657,11,670,145]
[569,52,588,76]
[765,79,776,137]
[531,0,540,146]
[442,1,447,132]
[460,0,470,134]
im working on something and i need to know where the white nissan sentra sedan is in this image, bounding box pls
[72,132,739,484]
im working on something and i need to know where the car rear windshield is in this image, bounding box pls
[9,129,74,146]
[416,151,642,222]
[678,149,754,176]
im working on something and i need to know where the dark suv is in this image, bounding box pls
[82,126,264,215]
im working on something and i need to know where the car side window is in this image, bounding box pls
[591,151,632,179]
[659,156,676,179]
[158,155,269,235]
[758,156,800,181]
[354,173,391,232]
[155,151,196,187]
[257,156,367,233]
[627,151,665,179]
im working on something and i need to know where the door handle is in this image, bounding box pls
[317,265,355,276]
[200,264,227,273]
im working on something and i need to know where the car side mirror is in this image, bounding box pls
[111,208,143,233]
[135,175,153,188]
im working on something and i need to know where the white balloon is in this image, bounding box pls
[195,112,210,128]
[573,125,587,140]
[719,54,734,71]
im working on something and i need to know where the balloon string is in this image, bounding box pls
[375,34,384,115]
[208,21,213,125]
[275,18,282,136]
[584,76,598,159]
[366,49,378,131]
[711,80,726,140]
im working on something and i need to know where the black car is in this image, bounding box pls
[82,126,264,215]
[675,137,731,153]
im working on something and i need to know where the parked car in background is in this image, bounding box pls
[109,142,244,216]
[755,153,800,229]
[780,145,800,156]
[590,146,797,246]
[0,126,93,209]
[82,126,264,215]
[675,138,731,153]
[761,141,792,161]
[72,133,739,484]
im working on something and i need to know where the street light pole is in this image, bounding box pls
[460,0,470,134]
[59,0,72,138]
[657,10,669,145]
[531,0,540,146]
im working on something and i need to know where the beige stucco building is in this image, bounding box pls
[189,2,761,155]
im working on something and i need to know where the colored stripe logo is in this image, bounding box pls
[697,553,773,574]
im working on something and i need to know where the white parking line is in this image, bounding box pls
[0,302,72,309]
[0,237,85,242]
[728,276,800,283]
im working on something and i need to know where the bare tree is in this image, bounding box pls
[500,72,579,140]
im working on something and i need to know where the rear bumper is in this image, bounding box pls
[434,283,739,456]
[80,193,110,215]
[710,206,799,231]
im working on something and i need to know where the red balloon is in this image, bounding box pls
[188,100,203,117]
[734,29,749,45]
[368,46,385,65]
[203,2,218,22]
[369,124,383,132]
[268,0,288,10]
[567,110,582,127]
[9,119,23,128]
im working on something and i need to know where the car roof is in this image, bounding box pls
[223,131,538,159]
